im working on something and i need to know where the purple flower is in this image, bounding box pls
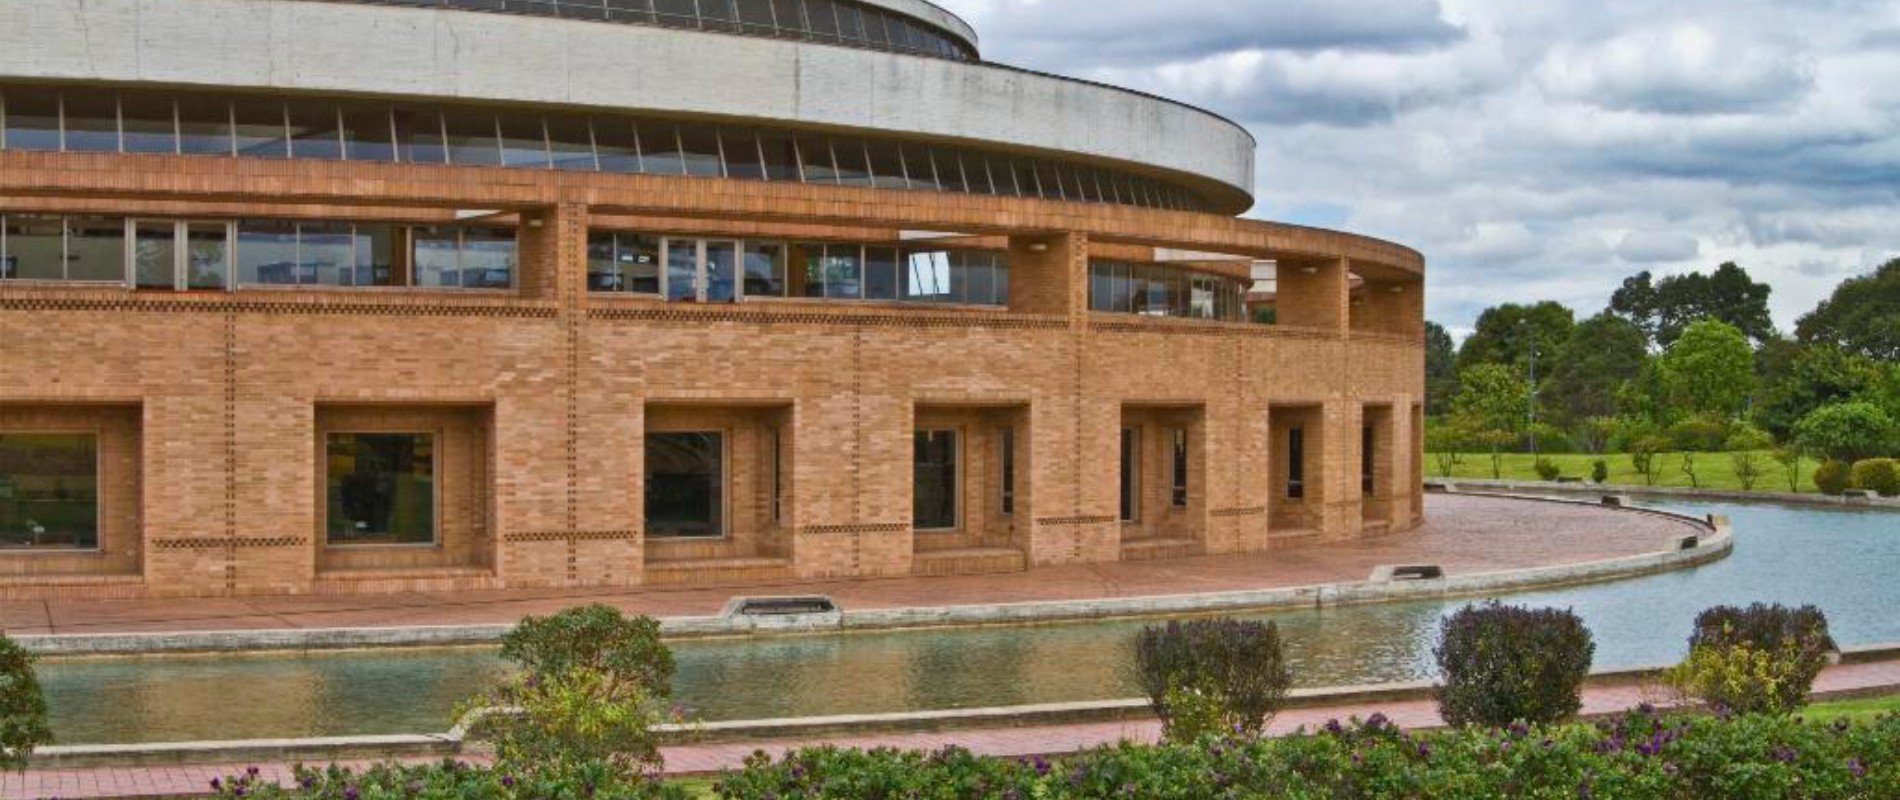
[1849,757,1866,778]
[1325,719,1344,734]
[209,778,221,791]
[246,766,260,776]
[344,786,359,800]
[1415,740,1431,758]
[1771,745,1798,764]
[1508,721,1530,738]
[1366,712,1390,731]
[1637,703,1656,716]
[501,774,516,787]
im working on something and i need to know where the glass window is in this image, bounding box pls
[860,7,892,45]
[652,0,699,28]
[913,429,957,530]
[705,239,738,302]
[758,130,800,181]
[821,244,862,299]
[1,86,61,151]
[964,153,998,195]
[832,139,872,188]
[61,91,119,153]
[1170,428,1188,507]
[1089,262,1112,313]
[119,93,177,155]
[2,215,60,281]
[237,219,301,285]
[721,129,765,180]
[339,102,397,162]
[646,431,723,538]
[232,98,288,159]
[795,137,838,184]
[498,115,550,168]
[641,123,686,176]
[834,3,865,41]
[288,102,344,160]
[410,227,460,288]
[0,434,98,550]
[133,221,176,289]
[352,224,398,287]
[769,0,806,37]
[665,238,698,301]
[326,433,435,546]
[998,427,1015,516]
[865,141,908,190]
[176,94,232,156]
[184,222,230,290]
[625,234,661,294]
[593,118,642,173]
[1287,427,1305,499]
[803,0,840,40]
[1035,162,1066,200]
[964,252,995,306]
[442,109,501,166]
[677,126,725,177]
[697,0,740,32]
[800,243,826,298]
[587,233,620,292]
[394,106,446,164]
[863,246,898,300]
[903,249,951,302]
[605,0,655,23]
[1119,427,1138,521]
[928,148,961,193]
[1362,425,1376,494]
[461,227,516,288]
[742,240,786,297]
[547,115,597,171]
[65,216,124,282]
[301,221,356,287]
[735,0,778,34]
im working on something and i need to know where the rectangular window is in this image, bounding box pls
[587,232,662,294]
[903,249,951,302]
[1,215,63,281]
[326,433,435,546]
[119,93,178,155]
[698,0,741,32]
[796,137,838,184]
[546,115,597,171]
[721,129,765,181]
[900,144,939,190]
[758,130,800,181]
[735,0,778,35]
[831,139,873,187]
[441,109,502,166]
[352,223,399,287]
[999,427,1015,516]
[593,118,642,173]
[184,222,230,290]
[742,240,787,297]
[652,0,699,28]
[237,219,301,285]
[339,101,397,162]
[1362,425,1376,494]
[804,0,841,40]
[0,433,99,550]
[1,86,62,151]
[646,432,724,538]
[61,92,120,153]
[770,0,806,37]
[913,429,958,530]
[821,244,862,299]
[863,246,899,301]
[640,123,687,176]
[288,102,345,160]
[677,126,725,177]
[865,140,908,190]
[299,221,357,287]
[1287,426,1306,500]
[66,216,126,282]
[498,115,550,168]
[412,226,516,289]
[1119,427,1138,522]
[232,98,288,159]
[1170,428,1188,507]
[176,94,233,156]
[394,105,446,164]
[133,221,178,289]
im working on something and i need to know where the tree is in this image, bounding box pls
[1795,258,1900,361]
[0,635,51,771]
[1794,402,1898,463]
[1657,319,1755,419]
[1610,263,1776,349]
[1454,302,1576,378]
[1543,313,1650,426]
[1424,321,1458,416]
[1452,364,1532,435]
[1754,342,1882,439]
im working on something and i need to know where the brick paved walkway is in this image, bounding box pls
[5,658,1895,799]
[0,495,1696,638]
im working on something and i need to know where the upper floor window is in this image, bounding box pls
[1088,260,1246,321]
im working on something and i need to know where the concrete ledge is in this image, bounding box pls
[1437,478,1900,509]
[17,495,1728,657]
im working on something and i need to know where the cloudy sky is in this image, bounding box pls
[933,0,1900,337]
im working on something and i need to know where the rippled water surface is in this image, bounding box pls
[39,499,1900,744]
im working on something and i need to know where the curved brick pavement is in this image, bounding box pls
[0,495,1702,639]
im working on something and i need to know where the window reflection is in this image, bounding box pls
[1087,260,1246,322]
[0,434,99,550]
[326,433,435,546]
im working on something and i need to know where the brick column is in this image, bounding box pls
[1277,257,1350,332]
[1008,233,1088,324]
[1317,400,1365,540]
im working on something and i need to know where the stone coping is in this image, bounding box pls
[17,494,1726,658]
[30,642,1900,769]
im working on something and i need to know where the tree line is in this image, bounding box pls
[1427,258,1900,493]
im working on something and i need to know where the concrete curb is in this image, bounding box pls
[17,494,1726,657]
[1439,479,1900,509]
[31,643,1900,769]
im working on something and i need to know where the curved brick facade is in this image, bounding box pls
[0,0,1424,598]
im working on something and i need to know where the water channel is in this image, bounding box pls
[38,499,1900,744]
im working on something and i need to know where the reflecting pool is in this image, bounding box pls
[38,499,1900,744]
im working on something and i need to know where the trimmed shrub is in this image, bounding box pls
[1434,602,1594,727]
[1671,603,1837,716]
[1534,457,1562,482]
[210,760,689,800]
[0,634,50,771]
[1133,618,1291,739]
[1851,458,1900,496]
[1591,458,1610,484]
[715,711,1900,800]
[1815,459,1854,495]
[499,604,674,691]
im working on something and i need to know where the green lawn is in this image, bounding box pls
[1426,450,1820,493]
[1806,693,1900,724]
[672,778,717,798]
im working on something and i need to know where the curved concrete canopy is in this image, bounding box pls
[0,0,1257,213]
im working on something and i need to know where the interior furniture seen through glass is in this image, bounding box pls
[913,429,958,530]
[0,434,99,550]
[326,433,437,546]
[647,432,724,538]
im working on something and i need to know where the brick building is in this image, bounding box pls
[0,0,1425,598]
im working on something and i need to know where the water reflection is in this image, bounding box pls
[37,500,1900,744]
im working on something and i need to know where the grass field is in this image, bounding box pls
[1804,693,1900,724]
[1426,450,1821,493]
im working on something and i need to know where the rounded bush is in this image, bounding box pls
[1433,602,1594,727]
[1591,459,1610,484]
[0,635,50,771]
[1534,457,1562,482]
[1815,460,1853,495]
[1850,458,1900,496]
[1670,603,1837,716]
[1133,618,1291,739]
